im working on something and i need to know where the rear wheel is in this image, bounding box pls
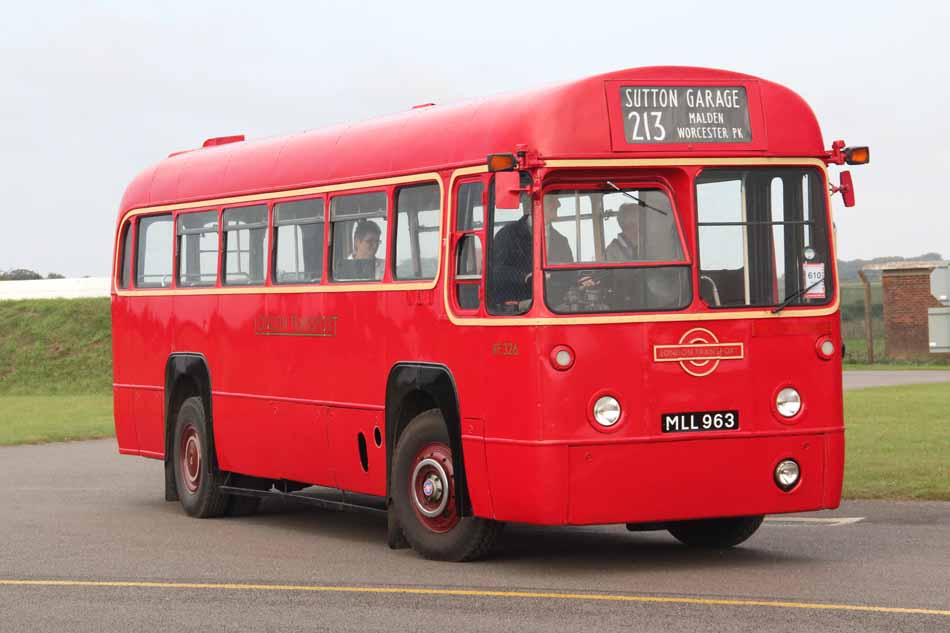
[172,396,228,518]
[667,515,764,548]
[392,409,501,561]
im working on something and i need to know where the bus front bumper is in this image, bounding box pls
[470,428,844,525]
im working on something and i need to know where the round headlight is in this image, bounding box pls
[593,396,621,427]
[776,387,802,418]
[774,459,801,491]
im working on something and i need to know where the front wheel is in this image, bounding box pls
[667,515,764,548]
[392,409,501,561]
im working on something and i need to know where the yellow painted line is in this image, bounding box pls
[1,579,947,617]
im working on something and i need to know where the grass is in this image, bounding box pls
[0,394,114,445]
[843,383,950,500]
[0,298,112,395]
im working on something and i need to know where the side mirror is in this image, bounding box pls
[494,171,523,209]
[839,170,855,207]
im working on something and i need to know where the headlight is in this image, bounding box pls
[776,387,802,418]
[774,459,801,491]
[593,396,621,427]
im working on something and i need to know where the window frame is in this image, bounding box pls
[175,208,221,288]
[450,177,489,314]
[393,181,442,282]
[328,188,391,284]
[134,212,175,289]
[540,179,691,271]
[271,194,327,286]
[694,166,833,310]
[221,203,269,287]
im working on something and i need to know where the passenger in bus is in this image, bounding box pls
[543,194,574,264]
[348,219,384,280]
[490,207,533,309]
[606,202,643,262]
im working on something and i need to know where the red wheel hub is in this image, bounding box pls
[179,424,202,494]
[409,442,458,533]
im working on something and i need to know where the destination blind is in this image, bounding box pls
[619,86,752,144]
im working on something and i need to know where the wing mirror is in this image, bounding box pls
[832,170,856,207]
[493,170,524,210]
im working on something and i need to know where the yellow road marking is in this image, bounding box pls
[1,579,947,617]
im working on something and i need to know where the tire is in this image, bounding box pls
[392,409,502,561]
[667,515,764,548]
[172,396,228,518]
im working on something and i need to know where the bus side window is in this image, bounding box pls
[329,191,388,282]
[177,211,220,287]
[453,181,485,311]
[136,214,173,288]
[394,183,441,280]
[118,220,133,289]
[273,198,326,284]
[223,204,268,286]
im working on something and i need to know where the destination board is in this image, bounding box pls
[619,86,752,144]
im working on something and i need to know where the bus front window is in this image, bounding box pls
[696,167,831,309]
[542,187,691,314]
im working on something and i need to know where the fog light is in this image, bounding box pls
[774,459,801,491]
[776,387,802,418]
[593,396,621,427]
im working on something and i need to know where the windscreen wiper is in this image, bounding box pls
[771,277,825,314]
[605,181,668,215]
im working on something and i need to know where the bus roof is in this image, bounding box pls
[119,66,824,215]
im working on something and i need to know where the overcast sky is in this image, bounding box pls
[2,1,947,276]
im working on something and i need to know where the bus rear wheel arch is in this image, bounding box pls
[392,409,501,561]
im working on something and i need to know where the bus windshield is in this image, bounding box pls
[696,167,831,309]
[542,187,690,314]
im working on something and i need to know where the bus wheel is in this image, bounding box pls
[172,396,227,518]
[666,515,764,548]
[392,409,501,561]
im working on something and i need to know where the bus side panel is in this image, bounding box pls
[460,418,494,518]
[112,386,139,453]
[213,393,286,478]
[127,297,175,456]
[485,443,569,524]
[327,407,385,496]
[111,296,140,453]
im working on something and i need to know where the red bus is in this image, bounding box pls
[112,66,868,561]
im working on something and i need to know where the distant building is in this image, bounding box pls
[0,277,110,301]
[863,261,950,358]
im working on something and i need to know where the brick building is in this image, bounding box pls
[872,262,949,360]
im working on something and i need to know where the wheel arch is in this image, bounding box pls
[385,363,471,516]
[163,353,214,501]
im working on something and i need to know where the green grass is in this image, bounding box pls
[0,394,114,445]
[0,298,112,395]
[843,383,950,500]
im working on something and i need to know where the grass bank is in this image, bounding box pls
[843,383,950,500]
[0,297,112,395]
[0,394,113,445]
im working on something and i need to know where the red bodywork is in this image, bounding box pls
[112,66,844,525]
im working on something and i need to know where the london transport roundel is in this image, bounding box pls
[652,327,745,377]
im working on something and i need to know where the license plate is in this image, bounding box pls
[661,410,739,433]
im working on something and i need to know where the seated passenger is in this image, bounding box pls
[346,219,384,280]
[606,203,643,262]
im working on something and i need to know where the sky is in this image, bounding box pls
[1,1,947,276]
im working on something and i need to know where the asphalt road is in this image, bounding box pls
[1,440,948,632]
[842,369,950,390]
